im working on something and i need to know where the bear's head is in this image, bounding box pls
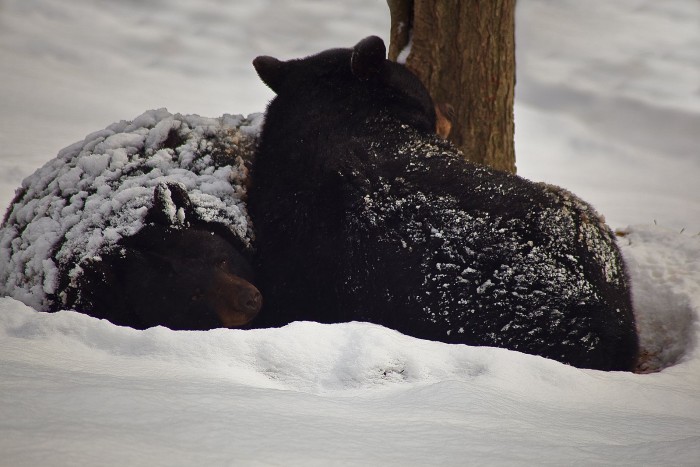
[253,36,437,136]
[127,181,261,330]
[78,182,262,330]
[117,224,262,330]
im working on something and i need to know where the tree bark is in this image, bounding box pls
[388,0,516,173]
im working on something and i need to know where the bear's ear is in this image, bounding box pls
[351,36,386,81]
[148,182,194,226]
[253,56,286,94]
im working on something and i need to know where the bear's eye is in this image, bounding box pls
[218,259,228,269]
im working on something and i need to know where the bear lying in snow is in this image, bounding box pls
[0,109,262,330]
[249,36,639,371]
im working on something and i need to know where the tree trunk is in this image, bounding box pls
[388,0,516,173]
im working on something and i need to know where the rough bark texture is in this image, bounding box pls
[387,0,413,61]
[388,0,516,173]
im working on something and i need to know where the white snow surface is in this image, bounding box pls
[1,0,700,465]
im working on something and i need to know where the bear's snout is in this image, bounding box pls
[207,271,262,328]
[240,285,263,317]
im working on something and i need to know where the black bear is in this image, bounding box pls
[59,182,262,330]
[0,110,262,330]
[249,36,638,371]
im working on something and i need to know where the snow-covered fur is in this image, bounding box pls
[249,36,639,371]
[0,109,263,330]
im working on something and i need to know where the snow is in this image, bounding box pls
[1,0,699,465]
[621,227,700,373]
[515,0,700,233]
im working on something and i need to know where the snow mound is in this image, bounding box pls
[619,225,700,372]
[0,298,500,393]
[0,109,262,312]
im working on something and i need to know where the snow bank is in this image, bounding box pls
[0,109,262,312]
[619,226,700,371]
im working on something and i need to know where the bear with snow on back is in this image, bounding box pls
[0,110,262,330]
[249,36,638,371]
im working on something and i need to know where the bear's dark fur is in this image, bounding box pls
[249,36,638,371]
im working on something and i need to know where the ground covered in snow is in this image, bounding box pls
[1,0,699,465]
